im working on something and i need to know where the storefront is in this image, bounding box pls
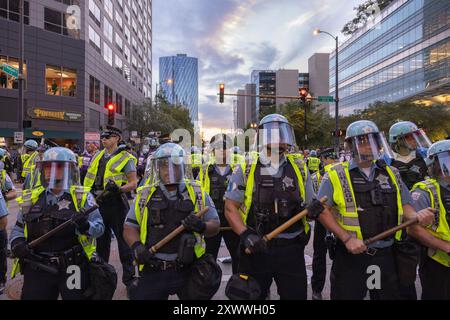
[0,107,84,149]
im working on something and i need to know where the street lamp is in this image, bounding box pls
[314,28,340,155]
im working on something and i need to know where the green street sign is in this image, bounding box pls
[1,63,18,78]
[318,96,334,102]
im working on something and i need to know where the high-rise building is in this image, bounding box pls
[308,53,330,113]
[0,0,152,146]
[236,89,246,130]
[159,54,199,123]
[251,69,309,118]
[330,0,449,116]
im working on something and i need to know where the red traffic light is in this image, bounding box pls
[219,83,225,103]
[107,104,115,111]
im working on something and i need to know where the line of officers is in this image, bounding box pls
[0,114,449,300]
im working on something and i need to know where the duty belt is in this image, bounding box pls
[36,245,85,269]
[144,259,185,272]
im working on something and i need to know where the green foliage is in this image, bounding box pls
[263,100,450,150]
[341,0,394,35]
[125,99,194,140]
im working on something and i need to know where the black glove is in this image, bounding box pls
[307,199,325,220]
[181,213,207,233]
[105,181,121,194]
[11,238,31,259]
[71,212,90,233]
[240,229,267,254]
[131,241,154,265]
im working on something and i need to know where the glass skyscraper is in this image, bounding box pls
[330,0,449,116]
[159,54,199,122]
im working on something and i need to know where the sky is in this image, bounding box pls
[152,0,363,140]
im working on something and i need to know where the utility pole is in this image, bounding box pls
[18,0,24,133]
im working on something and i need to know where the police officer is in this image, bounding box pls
[307,150,321,174]
[410,140,450,300]
[224,114,316,300]
[0,148,13,175]
[9,147,104,300]
[123,143,220,300]
[190,146,204,183]
[388,121,431,190]
[387,121,433,299]
[204,134,242,273]
[83,126,137,291]
[0,154,16,294]
[80,142,98,184]
[23,144,49,190]
[19,140,38,183]
[310,148,338,300]
[309,120,436,300]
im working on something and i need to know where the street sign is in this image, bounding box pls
[14,132,24,144]
[1,63,19,78]
[318,96,334,102]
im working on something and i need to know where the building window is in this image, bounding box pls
[44,7,74,37]
[124,5,130,22]
[114,55,123,74]
[104,85,113,106]
[132,37,137,51]
[116,93,123,114]
[115,32,123,52]
[0,55,27,90]
[124,46,130,62]
[124,25,130,42]
[131,18,137,33]
[131,55,137,69]
[132,1,137,16]
[103,17,113,42]
[89,0,101,27]
[89,25,101,52]
[45,65,77,97]
[0,0,29,24]
[103,42,113,66]
[104,0,113,19]
[125,99,131,117]
[89,75,101,105]
[117,0,123,9]
[115,10,123,31]
[123,65,131,82]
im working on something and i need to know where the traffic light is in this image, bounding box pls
[107,103,115,125]
[299,87,308,103]
[331,129,346,137]
[219,83,225,103]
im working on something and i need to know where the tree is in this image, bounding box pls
[126,99,195,143]
[341,0,394,35]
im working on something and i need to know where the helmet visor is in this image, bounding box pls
[38,161,80,190]
[397,129,432,151]
[151,156,185,186]
[348,132,393,163]
[258,122,296,149]
[436,151,450,179]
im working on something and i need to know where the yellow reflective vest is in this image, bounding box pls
[412,179,450,267]
[21,152,38,178]
[203,160,243,195]
[191,153,204,183]
[327,162,404,240]
[239,152,310,233]
[11,185,96,278]
[83,149,134,190]
[133,179,206,271]
[307,157,321,172]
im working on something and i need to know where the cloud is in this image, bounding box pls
[153,0,363,132]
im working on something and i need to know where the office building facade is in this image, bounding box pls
[308,53,330,113]
[159,54,199,123]
[0,0,152,147]
[330,0,449,116]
